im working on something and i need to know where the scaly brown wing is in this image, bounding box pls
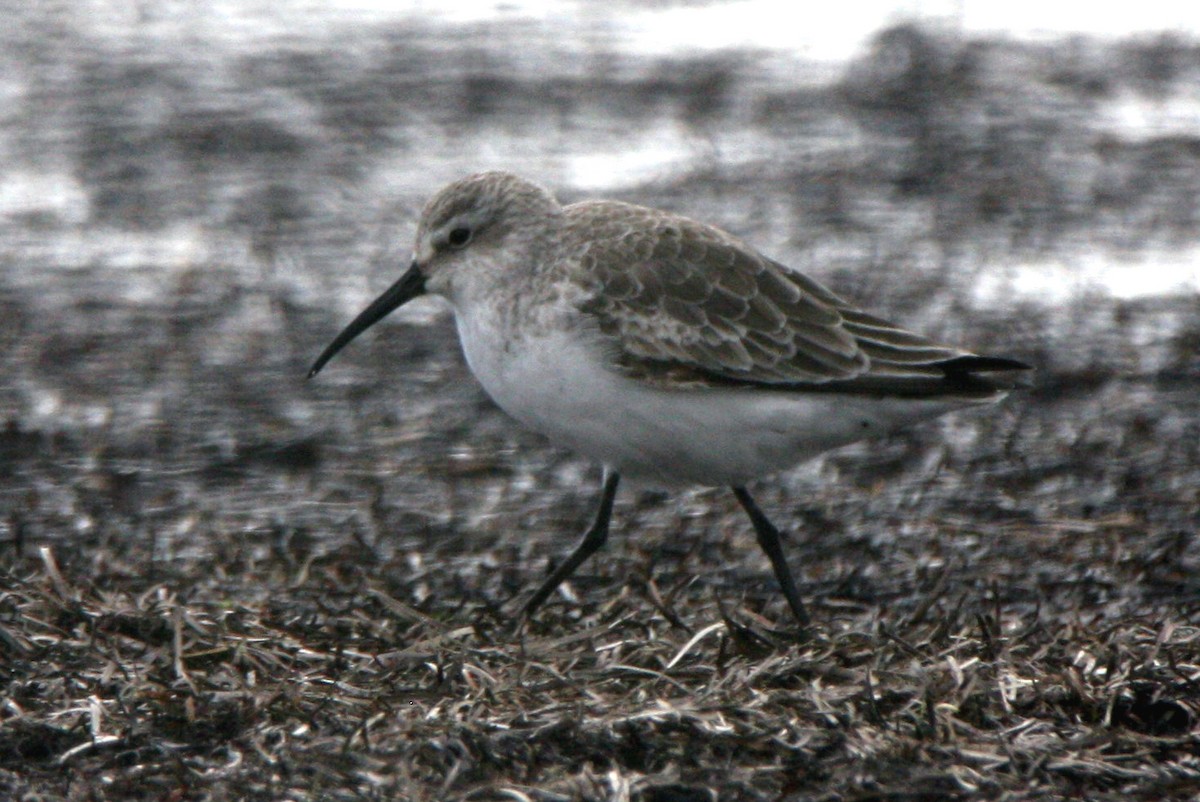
[565,200,1021,395]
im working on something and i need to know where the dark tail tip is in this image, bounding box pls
[940,355,1033,375]
[939,354,1034,392]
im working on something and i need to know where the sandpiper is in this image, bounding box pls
[309,171,1030,625]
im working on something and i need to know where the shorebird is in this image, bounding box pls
[309,171,1030,625]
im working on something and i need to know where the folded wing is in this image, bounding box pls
[569,201,1030,398]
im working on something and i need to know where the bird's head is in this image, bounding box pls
[308,171,561,378]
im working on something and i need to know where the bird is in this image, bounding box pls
[308,171,1031,626]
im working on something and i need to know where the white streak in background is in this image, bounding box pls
[566,126,696,191]
[75,0,1200,58]
[1101,90,1200,143]
[605,0,1200,62]
[616,0,887,60]
[959,1,1200,39]
[972,248,1200,304]
[0,170,90,227]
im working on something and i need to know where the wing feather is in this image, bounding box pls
[566,201,1028,394]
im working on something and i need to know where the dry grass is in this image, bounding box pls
[3,496,1198,801]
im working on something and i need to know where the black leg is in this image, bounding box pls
[732,486,811,627]
[522,470,621,617]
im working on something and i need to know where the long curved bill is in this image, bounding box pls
[307,261,426,378]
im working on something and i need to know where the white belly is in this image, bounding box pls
[453,308,976,487]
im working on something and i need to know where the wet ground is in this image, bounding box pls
[1,9,1199,801]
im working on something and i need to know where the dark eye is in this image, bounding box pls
[447,227,472,248]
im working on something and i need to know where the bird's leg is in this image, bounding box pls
[731,486,811,627]
[522,469,621,617]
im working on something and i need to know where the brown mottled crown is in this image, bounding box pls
[416,171,562,246]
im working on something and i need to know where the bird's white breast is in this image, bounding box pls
[450,298,974,487]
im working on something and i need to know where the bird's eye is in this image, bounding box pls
[447,227,472,248]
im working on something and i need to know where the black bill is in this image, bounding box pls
[307,261,426,378]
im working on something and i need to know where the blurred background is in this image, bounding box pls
[1,0,1197,607]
